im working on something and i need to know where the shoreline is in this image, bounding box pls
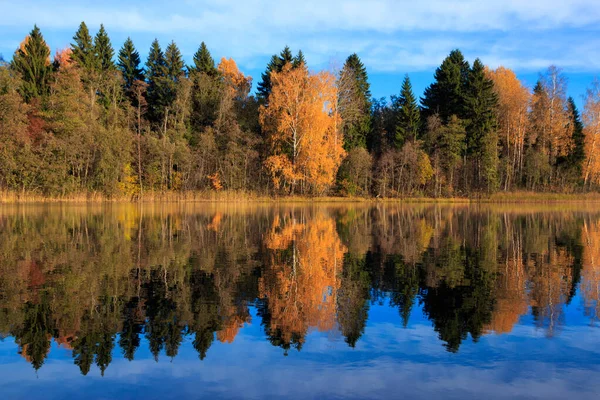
[3,190,600,204]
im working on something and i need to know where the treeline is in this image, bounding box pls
[2,23,600,198]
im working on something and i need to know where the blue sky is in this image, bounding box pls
[1,0,600,108]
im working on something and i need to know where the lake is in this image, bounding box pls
[0,203,599,399]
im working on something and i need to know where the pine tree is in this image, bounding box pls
[190,42,216,76]
[145,39,166,124]
[293,50,306,68]
[463,58,499,192]
[11,25,51,102]
[94,24,115,71]
[163,41,184,108]
[257,46,295,103]
[421,49,470,122]
[164,41,184,81]
[70,22,97,72]
[567,97,585,176]
[117,37,144,91]
[338,53,371,150]
[395,75,420,146]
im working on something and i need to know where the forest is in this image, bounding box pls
[2,23,600,198]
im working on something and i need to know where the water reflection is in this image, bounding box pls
[0,204,599,375]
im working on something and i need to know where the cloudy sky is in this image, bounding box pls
[1,0,600,105]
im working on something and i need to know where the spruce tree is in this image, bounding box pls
[93,24,115,71]
[395,75,420,147]
[293,50,306,68]
[11,25,51,102]
[117,37,144,91]
[164,41,184,81]
[257,46,295,102]
[463,58,499,192]
[163,41,184,108]
[567,97,585,176]
[145,39,167,124]
[338,53,371,150]
[421,49,470,123]
[190,42,216,76]
[71,22,97,72]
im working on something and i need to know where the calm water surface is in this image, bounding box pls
[0,203,599,399]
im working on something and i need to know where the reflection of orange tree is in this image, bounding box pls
[582,219,600,322]
[259,213,347,351]
[527,248,573,337]
[486,217,529,334]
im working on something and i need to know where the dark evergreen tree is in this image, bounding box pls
[395,74,421,146]
[189,43,221,137]
[164,41,184,82]
[190,42,217,76]
[256,46,295,103]
[566,97,585,177]
[421,49,470,123]
[11,25,51,102]
[70,22,96,72]
[117,37,144,91]
[93,24,115,71]
[145,39,167,124]
[338,53,371,150]
[463,58,499,192]
[293,50,306,68]
[162,41,185,118]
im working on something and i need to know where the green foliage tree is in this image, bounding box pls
[338,53,372,150]
[425,115,466,196]
[394,74,420,146]
[190,42,217,76]
[11,25,51,102]
[145,39,167,125]
[70,22,97,72]
[421,49,470,123]
[117,37,144,91]
[94,24,115,71]
[566,97,585,179]
[463,58,499,193]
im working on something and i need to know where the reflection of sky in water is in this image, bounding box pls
[2,294,599,400]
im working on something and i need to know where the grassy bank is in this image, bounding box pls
[2,190,600,204]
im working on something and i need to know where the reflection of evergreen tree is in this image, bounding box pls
[144,270,181,361]
[556,218,584,303]
[96,331,115,376]
[337,253,371,347]
[188,270,220,360]
[420,246,495,352]
[15,297,55,371]
[388,256,420,328]
[119,298,142,361]
[72,334,95,376]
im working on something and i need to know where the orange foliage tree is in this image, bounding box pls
[538,66,572,162]
[583,80,600,187]
[260,63,345,195]
[217,57,252,101]
[486,67,530,190]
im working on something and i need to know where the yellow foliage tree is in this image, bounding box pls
[260,63,345,195]
[486,67,530,189]
[583,80,600,187]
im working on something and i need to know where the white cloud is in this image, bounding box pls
[1,0,599,73]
